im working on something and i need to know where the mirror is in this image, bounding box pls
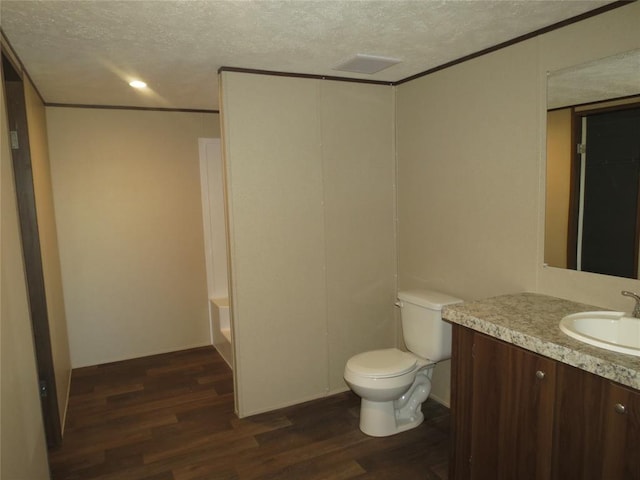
[545,49,640,279]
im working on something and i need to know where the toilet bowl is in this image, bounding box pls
[344,348,433,437]
[344,289,462,437]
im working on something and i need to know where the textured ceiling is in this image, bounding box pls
[547,48,640,109]
[0,0,620,111]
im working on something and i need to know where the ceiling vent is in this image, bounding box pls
[333,54,401,75]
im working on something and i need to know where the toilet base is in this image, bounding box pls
[359,399,425,437]
[356,367,434,437]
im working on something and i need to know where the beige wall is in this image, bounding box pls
[321,81,397,391]
[397,2,640,404]
[221,72,396,416]
[46,107,220,367]
[397,39,540,404]
[544,108,572,269]
[1,64,51,480]
[24,78,72,427]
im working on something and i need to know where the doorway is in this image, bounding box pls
[198,138,233,369]
[570,106,640,278]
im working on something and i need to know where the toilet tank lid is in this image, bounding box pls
[397,290,463,310]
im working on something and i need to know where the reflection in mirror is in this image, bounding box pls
[545,49,640,279]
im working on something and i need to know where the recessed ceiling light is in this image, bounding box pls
[129,80,147,89]
[333,54,401,75]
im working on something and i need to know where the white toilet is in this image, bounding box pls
[344,289,462,437]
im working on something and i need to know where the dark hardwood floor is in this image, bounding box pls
[49,346,450,479]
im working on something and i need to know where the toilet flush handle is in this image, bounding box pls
[394,300,403,308]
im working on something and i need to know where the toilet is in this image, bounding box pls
[344,289,462,437]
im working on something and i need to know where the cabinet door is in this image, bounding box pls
[469,332,556,479]
[552,362,607,480]
[602,382,640,479]
[553,363,640,480]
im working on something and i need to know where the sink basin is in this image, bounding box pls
[560,311,640,357]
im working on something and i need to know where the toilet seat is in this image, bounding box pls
[345,348,417,379]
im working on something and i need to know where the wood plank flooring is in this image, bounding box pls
[49,347,450,479]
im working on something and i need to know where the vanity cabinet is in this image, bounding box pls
[451,325,640,480]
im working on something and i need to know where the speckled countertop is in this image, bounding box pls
[442,292,640,390]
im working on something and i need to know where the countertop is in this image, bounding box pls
[442,292,640,390]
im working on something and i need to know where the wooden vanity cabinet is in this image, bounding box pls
[553,363,640,480]
[451,325,640,480]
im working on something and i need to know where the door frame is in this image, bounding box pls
[2,50,61,447]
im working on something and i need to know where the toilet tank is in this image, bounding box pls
[397,290,463,362]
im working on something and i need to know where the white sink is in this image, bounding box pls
[560,311,640,357]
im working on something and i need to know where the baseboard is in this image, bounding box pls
[71,341,213,368]
[237,388,351,419]
[327,385,350,396]
[60,368,72,435]
[429,392,450,408]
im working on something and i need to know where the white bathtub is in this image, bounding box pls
[212,297,231,342]
[210,297,232,368]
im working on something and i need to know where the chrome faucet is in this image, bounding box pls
[621,291,640,318]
